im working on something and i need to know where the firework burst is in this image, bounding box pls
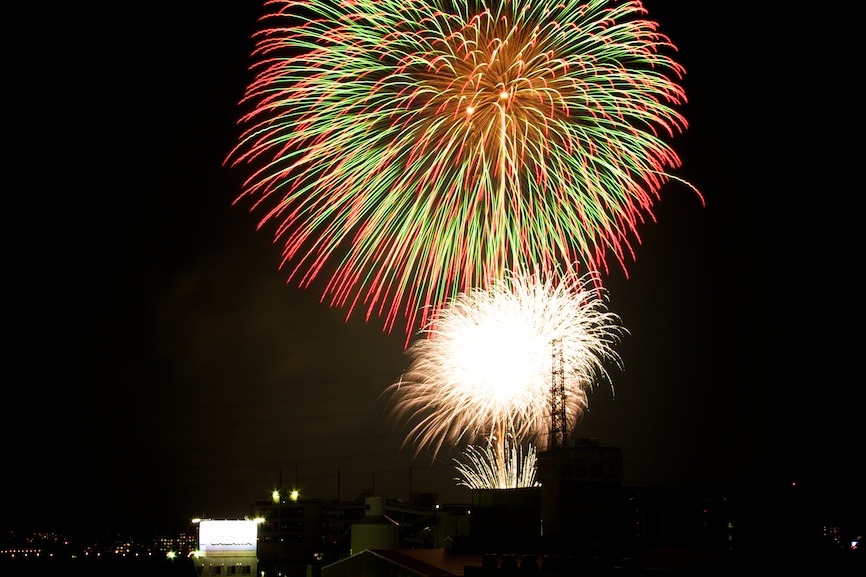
[227,0,700,338]
[454,435,540,489]
[385,267,627,464]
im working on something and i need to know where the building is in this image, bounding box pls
[251,490,442,576]
[192,519,258,577]
[349,496,399,554]
[537,437,625,563]
[250,438,828,575]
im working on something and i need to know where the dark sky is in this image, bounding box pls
[8,2,859,538]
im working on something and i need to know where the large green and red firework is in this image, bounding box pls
[227,0,699,338]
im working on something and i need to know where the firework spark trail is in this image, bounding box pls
[227,0,701,339]
[385,267,627,461]
[454,436,540,489]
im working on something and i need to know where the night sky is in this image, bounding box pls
[8,2,860,538]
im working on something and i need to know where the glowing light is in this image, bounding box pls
[386,267,627,461]
[454,435,540,489]
[226,0,700,339]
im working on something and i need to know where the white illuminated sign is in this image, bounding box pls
[198,520,257,552]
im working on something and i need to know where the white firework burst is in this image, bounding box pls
[454,435,540,490]
[386,267,627,469]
